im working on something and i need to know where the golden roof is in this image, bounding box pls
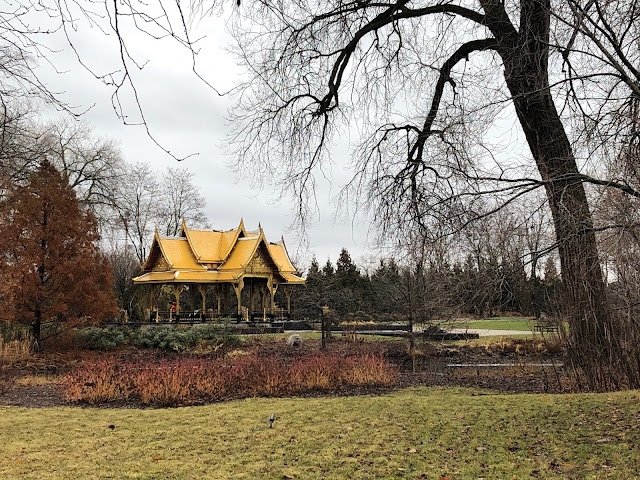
[133,271,241,284]
[159,238,205,270]
[268,242,297,274]
[281,273,306,284]
[182,219,244,263]
[134,220,304,285]
[218,237,260,271]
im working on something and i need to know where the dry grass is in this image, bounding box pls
[16,375,62,387]
[1,387,639,479]
[0,337,32,363]
[0,336,33,395]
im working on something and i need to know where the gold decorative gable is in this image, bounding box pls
[151,255,170,272]
[246,246,273,274]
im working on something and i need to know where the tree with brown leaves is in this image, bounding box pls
[0,160,116,349]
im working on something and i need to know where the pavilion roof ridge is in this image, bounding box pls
[189,227,235,233]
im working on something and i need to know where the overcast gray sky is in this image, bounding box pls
[35,9,374,269]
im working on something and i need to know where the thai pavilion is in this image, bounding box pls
[133,219,305,321]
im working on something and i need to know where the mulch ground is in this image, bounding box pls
[0,336,571,408]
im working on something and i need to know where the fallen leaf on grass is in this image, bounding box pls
[475,446,486,452]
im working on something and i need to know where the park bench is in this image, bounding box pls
[533,314,559,333]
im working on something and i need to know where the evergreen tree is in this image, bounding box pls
[307,256,320,279]
[322,258,335,278]
[336,248,358,281]
[543,256,559,281]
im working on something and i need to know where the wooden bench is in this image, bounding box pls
[533,313,560,333]
[533,322,559,333]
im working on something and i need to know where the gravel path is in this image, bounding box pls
[447,328,534,337]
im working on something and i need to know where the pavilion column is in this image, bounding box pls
[271,285,278,314]
[267,276,277,314]
[284,287,292,314]
[259,286,266,310]
[249,278,255,314]
[258,286,267,321]
[232,278,244,316]
[216,285,223,315]
[198,285,208,320]
[172,284,184,321]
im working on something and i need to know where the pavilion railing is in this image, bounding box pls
[147,310,291,323]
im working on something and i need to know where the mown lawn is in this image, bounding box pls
[456,317,534,331]
[1,387,639,479]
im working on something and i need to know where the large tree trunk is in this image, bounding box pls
[484,0,614,387]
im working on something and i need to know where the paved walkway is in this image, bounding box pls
[447,328,534,337]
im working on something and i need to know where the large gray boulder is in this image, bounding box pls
[287,334,303,347]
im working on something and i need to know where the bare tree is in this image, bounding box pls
[0,108,124,229]
[214,0,640,388]
[104,243,144,320]
[111,162,210,262]
[160,167,209,236]
[113,162,161,263]
[0,0,210,148]
[40,121,124,215]
[0,103,47,185]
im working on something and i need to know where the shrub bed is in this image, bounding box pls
[0,320,32,342]
[63,353,398,406]
[76,325,241,352]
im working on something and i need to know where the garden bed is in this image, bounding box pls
[0,335,570,408]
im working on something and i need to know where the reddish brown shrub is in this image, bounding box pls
[63,353,398,406]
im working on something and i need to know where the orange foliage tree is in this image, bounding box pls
[0,160,116,348]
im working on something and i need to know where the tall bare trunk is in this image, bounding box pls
[484,0,614,388]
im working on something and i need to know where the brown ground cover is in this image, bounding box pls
[0,335,569,408]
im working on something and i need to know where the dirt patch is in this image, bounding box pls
[0,383,68,408]
[0,336,569,408]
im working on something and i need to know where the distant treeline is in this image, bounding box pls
[292,248,562,323]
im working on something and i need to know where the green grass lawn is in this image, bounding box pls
[449,333,538,346]
[1,387,639,479]
[242,331,323,341]
[453,317,534,331]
